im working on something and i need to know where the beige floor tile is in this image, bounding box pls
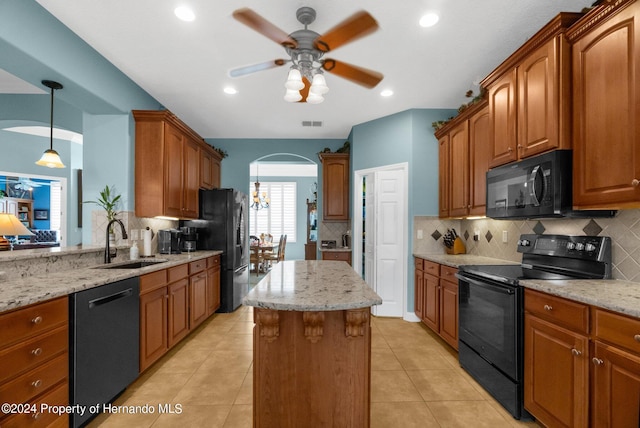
[197,349,254,374]
[427,401,516,428]
[234,371,253,405]
[371,347,404,371]
[172,369,246,405]
[227,321,256,334]
[153,347,213,375]
[89,408,159,427]
[371,402,439,428]
[150,404,231,428]
[123,372,192,402]
[223,404,253,428]
[371,370,423,402]
[215,334,253,351]
[406,369,486,401]
[392,347,453,370]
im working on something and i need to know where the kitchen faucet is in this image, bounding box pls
[105,219,128,263]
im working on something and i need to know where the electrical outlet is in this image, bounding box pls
[417,229,423,239]
[474,230,480,241]
[502,230,508,243]
[130,229,139,241]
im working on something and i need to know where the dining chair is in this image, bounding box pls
[264,234,285,266]
[250,247,263,276]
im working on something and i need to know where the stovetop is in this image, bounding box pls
[458,264,593,287]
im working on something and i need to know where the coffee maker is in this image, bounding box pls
[158,229,182,254]
[180,227,198,252]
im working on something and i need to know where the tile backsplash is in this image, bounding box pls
[414,209,640,282]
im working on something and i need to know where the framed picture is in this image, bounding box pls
[34,209,49,220]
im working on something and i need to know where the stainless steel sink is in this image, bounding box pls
[93,260,168,269]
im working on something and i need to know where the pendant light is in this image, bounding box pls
[35,80,65,168]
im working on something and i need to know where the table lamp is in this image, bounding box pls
[0,213,35,251]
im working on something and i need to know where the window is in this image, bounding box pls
[49,182,62,236]
[249,182,296,242]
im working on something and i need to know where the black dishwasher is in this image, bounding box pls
[70,277,140,427]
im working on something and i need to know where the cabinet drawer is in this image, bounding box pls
[423,260,440,277]
[525,289,588,334]
[0,326,67,384]
[168,264,189,282]
[414,258,424,270]
[1,381,68,428]
[0,297,67,348]
[207,255,221,268]
[189,259,207,275]
[322,251,350,262]
[140,269,168,294]
[0,353,67,407]
[440,265,458,282]
[593,308,640,355]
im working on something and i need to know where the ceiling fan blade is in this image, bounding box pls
[322,59,383,89]
[314,11,378,53]
[232,8,298,49]
[229,59,288,78]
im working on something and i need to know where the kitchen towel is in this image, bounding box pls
[143,228,152,256]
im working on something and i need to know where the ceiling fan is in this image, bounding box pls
[230,7,383,103]
[0,177,51,191]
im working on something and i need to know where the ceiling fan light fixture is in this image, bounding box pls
[285,68,305,90]
[36,80,65,169]
[419,13,439,28]
[306,92,324,104]
[284,89,302,102]
[309,73,329,95]
[174,6,195,22]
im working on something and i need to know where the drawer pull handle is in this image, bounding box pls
[543,304,553,311]
[31,316,43,324]
[632,179,640,187]
[634,334,640,343]
[571,348,582,356]
[32,379,42,388]
[31,347,43,356]
[592,358,604,366]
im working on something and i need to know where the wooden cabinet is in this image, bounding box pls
[305,200,318,260]
[139,257,221,372]
[482,13,580,168]
[134,110,220,219]
[438,135,449,218]
[0,198,32,228]
[0,297,68,427]
[468,104,491,216]
[318,153,349,221]
[413,259,458,349]
[448,120,470,217]
[321,250,351,266]
[568,1,640,209]
[591,307,640,426]
[524,289,590,427]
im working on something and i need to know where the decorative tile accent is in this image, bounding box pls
[463,230,469,240]
[431,230,442,241]
[533,221,546,235]
[485,230,493,243]
[583,219,603,236]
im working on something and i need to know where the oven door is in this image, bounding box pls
[458,272,521,381]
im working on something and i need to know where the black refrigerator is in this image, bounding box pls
[181,188,249,312]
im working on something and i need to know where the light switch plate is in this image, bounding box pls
[417,229,423,239]
[502,230,508,243]
[130,229,139,241]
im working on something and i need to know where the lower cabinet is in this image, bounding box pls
[139,255,221,372]
[414,258,458,350]
[321,250,352,266]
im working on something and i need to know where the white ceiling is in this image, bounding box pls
[20,1,593,139]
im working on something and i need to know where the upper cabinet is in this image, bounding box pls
[318,153,349,221]
[133,110,221,219]
[436,101,490,218]
[568,0,640,209]
[481,13,582,168]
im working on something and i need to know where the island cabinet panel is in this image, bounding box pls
[569,0,640,209]
[252,308,371,428]
[0,297,68,426]
[319,153,349,221]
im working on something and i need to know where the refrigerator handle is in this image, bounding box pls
[235,264,248,273]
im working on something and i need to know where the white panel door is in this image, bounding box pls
[374,169,404,317]
[363,174,375,308]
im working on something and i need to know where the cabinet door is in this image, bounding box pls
[448,120,470,217]
[139,287,168,372]
[439,278,458,350]
[572,3,640,209]
[414,267,424,322]
[168,278,190,347]
[200,149,214,190]
[438,135,450,218]
[488,69,518,167]
[469,105,490,216]
[524,314,589,427]
[189,272,208,328]
[163,123,185,218]
[592,341,640,427]
[182,138,200,219]
[423,274,440,333]
[206,266,221,315]
[211,156,221,189]
[321,154,349,221]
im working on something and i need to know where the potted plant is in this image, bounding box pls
[84,185,122,252]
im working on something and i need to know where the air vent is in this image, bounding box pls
[302,121,323,127]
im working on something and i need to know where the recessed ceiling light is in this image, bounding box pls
[419,13,439,28]
[380,89,393,97]
[224,87,238,95]
[174,6,195,22]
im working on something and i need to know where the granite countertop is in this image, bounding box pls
[414,252,640,319]
[0,250,222,313]
[243,260,382,311]
[319,247,351,252]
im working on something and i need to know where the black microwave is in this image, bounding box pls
[486,150,615,219]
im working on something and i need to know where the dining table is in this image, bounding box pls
[250,242,279,272]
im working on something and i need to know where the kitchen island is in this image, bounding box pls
[243,260,382,428]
